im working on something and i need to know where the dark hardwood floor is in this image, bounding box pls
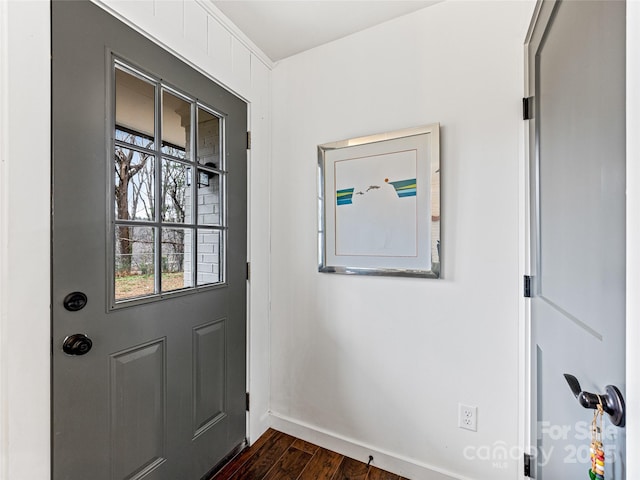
[210,429,409,480]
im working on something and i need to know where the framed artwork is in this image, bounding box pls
[318,124,440,278]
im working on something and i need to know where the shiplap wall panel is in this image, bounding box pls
[155,1,183,35]
[208,16,233,80]
[185,1,208,53]
[111,0,155,30]
[231,37,252,100]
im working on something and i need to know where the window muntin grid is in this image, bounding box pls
[112,61,226,305]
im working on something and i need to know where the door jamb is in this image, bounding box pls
[521,1,557,476]
[626,2,640,478]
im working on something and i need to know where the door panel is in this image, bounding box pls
[193,319,227,436]
[52,2,247,479]
[527,1,625,478]
[110,339,166,480]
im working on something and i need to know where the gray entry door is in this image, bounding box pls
[526,1,626,478]
[52,2,247,479]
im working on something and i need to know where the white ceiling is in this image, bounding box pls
[212,1,442,62]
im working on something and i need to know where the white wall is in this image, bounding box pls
[270,2,534,479]
[0,1,272,478]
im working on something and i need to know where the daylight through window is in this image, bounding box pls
[113,62,225,303]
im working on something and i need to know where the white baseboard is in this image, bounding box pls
[248,410,272,445]
[269,412,474,480]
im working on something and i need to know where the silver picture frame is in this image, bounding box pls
[318,124,440,278]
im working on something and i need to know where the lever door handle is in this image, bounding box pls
[563,373,625,427]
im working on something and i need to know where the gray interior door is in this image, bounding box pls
[52,2,247,479]
[526,1,626,478]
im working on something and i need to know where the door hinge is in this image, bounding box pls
[247,131,252,150]
[524,452,532,477]
[523,96,534,120]
[246,392,250,411]
[524,275,532,298]
[246,262,250,281]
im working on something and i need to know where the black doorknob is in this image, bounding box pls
[62,334,93,356]
[63,292,88,311]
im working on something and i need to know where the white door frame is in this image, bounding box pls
[625,2,640,479]
[0,1,52,478]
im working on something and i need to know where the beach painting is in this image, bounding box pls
[334,149,418,257]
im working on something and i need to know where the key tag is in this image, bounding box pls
[589,399,605,480]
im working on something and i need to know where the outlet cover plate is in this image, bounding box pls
[458,403,477,431]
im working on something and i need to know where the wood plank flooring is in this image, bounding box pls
[210,429,409,480]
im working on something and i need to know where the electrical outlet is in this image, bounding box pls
[458,404,477,431]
